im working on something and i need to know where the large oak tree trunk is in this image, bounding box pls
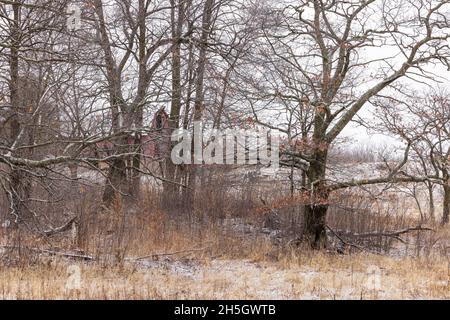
[303,145,329,249]
[304,203,328,249]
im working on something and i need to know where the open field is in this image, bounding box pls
[1,244,450,300]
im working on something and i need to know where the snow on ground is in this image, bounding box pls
[125,255,449,299]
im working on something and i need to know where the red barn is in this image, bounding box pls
[142,107,171,160]
[96,108,171,167]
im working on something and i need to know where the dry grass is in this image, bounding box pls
[1,176,449,300]
[1,218,450,300]
[0,249,449,299]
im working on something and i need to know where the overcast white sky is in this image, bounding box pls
[340,46,450,149]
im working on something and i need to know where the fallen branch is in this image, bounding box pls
[132,246,211,261]
[38,248,94,261]
[0,245,94,261]
[325,225,366,252]
[328,175,440,191]
[334,226,434,243]
[43,216,77,237]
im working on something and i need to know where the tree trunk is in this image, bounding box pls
[94,0,129,207]
[102,137,128,205]
[161,0,184,212]
[427,183,435,222]
[162,161,180,212]
[303,146,329,249]
[102,158,127,205]
[442,179,450,225]
[304,203,328,249]
[129,136,141,199]
[7,0,30,224]
[185,0,215,212]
